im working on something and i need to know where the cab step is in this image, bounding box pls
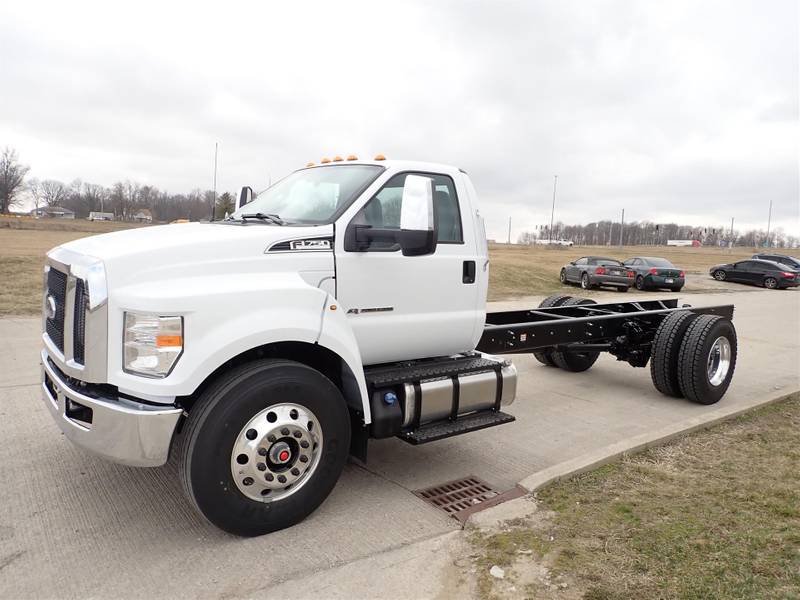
[399,410,515,445]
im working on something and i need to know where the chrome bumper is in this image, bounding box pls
[41,350,182,467]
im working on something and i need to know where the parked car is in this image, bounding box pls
[709,259,799,289]
[623,256,685,291]
[751,253,800,270]
[560,256,634,291]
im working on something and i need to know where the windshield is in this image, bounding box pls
[231,165,384,224]
[589,257,622,266]
[644,258,675,267]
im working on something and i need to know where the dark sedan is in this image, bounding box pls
[752,253,800,270]
[623,256,685,291]
[560,256,634,291]
[710,259,799,289]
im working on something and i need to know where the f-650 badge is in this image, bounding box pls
[290,239,331,250]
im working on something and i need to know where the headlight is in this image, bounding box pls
[123,313,183,378]
[70,258,108,310]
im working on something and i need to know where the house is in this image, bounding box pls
[133,209,153,223]
[30,206,76,219]
[88,211,114,221]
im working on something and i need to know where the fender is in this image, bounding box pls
[106,271,370,419]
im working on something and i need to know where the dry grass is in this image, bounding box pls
[471,394,800,600]
[487,243,759,301]
[0,219,763,316]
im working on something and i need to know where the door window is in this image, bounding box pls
[575,257,588,266]
[351,172,463,251]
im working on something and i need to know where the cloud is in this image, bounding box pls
[0,0,797,236]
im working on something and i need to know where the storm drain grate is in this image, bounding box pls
[415,476,500,519]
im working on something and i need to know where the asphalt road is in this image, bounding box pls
[0,287,797,599]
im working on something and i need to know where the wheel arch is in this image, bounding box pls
[177,341,367,424]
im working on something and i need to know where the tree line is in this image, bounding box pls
[0,146,235,221]
[517,220,796,249]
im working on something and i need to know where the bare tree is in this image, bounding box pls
[0,147,30,213]
[36,179,71,207]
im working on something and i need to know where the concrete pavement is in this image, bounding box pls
[0,287,797,599]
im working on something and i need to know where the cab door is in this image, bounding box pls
[334,171,482,366]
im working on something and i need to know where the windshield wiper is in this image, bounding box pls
[238,212,285,225]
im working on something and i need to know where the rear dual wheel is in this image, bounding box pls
[650,312,737,404]
[551,298,600,372]
[533,295,573,366]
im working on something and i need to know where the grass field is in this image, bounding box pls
[0,217,763,316]
[471,393,800,599]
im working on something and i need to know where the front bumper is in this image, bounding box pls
[41,350,182,467]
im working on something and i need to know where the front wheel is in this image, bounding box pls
[764,277,778,289]
[559,269,568,284]
[713,270,726,281]
[177,359,351,536]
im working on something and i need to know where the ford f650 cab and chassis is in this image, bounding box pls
[40,159,737,536]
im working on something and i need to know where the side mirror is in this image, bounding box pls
[236,186,254,211]
[398,175,436,257]
[569,261,575,266]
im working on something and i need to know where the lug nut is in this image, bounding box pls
[267,434,276,443]
[300,440,309,449]
[258,447,267,456]
[281,427,290,436]
[291,468,300,476]
[257,463,267,471]
[277,475,286,484]
[299,455,308,463]
[265,473,274,482]
[293,431,302,438]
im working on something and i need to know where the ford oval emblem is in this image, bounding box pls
[45,295,56,320]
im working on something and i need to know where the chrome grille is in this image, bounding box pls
[73,278,87,364]
[45,269,67,352]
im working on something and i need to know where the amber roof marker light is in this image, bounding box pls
[333,156,344,162]
[347,155,358,161]
[320,157,331,164]
[374,154,386,161]
[306,162,315,167]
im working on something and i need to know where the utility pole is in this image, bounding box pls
[210,142,218,221]
[619,208,625,247]
[507,216,512,244]
[607,219,613,246]
[765,199,772,248]
[549,175,557,243]
[729,217,735,249]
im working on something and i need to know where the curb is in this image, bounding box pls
[517,390,798,494]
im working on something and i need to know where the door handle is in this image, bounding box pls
[462,260,476,284]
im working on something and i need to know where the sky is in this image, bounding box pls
[1,0,798,240]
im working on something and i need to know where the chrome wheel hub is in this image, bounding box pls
[231,403,323,502]
[707,336,732,386]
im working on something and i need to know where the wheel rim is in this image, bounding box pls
[582,275,588,288]
[560,270,566,283]
[636,276,643,289]
[714,271,726,281]
[765,278,777,289]
[706,336,732,387]
[230,403,323,502]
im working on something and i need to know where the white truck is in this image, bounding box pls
[40,158,738,536]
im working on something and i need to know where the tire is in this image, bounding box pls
[618,286,629,293]
[713,270,726,281]
[764,277,778,289]
[580,273,593,290]
[551,298,600,372]
[671,286,683,292]
[177,359,351,536]
[559,269,568,284]
[635,275,646,290]
[533,294,573,366]
[650,311,699,398]
[677,315,737,405]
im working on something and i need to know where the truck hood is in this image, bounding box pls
[51,222,334,287]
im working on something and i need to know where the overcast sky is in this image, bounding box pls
[1,0,797,239]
